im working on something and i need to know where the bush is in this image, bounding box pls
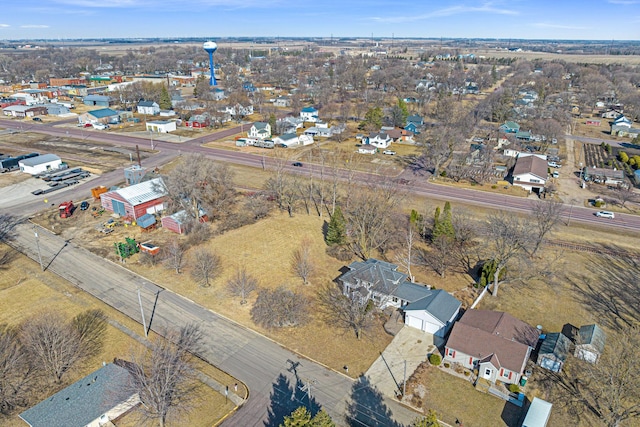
[491,185,497,189]
[440,170,447,177]
[251,286,309,329]
[429,354,441,366]
[326,244,352,261]
[594,200,605,208]
[508,384,520,393]
[464,371,470,376]
[443,362,450,368]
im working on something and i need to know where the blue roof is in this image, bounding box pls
[84,95,110,102]
[88,108,119,119]
[402,289,461,324]
[301,106,318,113]
[19,363,136,427]
[137,213,157,228]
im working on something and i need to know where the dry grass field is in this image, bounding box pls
[0,246,237,427]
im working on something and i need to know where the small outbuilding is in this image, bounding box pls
[161,209,208,234]
[574,324,606,364]
[537,332,571,372]
[83,95,111,107]
[146,120,176,133]
[522,397,552,427]
[19,154,63,175]
[136,213,157,231]
[100,177,167,220]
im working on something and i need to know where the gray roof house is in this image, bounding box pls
[19,363,139,427]
[575,324,606,364]
[338,259,461,335]
[537,332,571,372]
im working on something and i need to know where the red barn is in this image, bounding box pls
[161,209,208,234]
[100,178,167,220]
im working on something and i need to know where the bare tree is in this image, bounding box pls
[226,267,258,304]
[550,325,640,427]
[190,249,221,287]
[484,212,532,297]
[71,309,107,358]
[291,239,315,285]
[529,200,564,257]
[418,235,457,278]
[163,239,186,274]
[250,286,309,329]
[0,214,19,268]
[609,180,638,209]
[127,324,203,427]
[20,312,83,383]
[316,284,374,340]
[394,219,417,282]
[0,324,31,415]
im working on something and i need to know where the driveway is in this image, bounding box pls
[365,326,442,398]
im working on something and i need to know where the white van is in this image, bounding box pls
[595,211,615,219]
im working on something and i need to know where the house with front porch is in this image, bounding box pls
[444,310,539,385]
[137,100,160,115]
[249,122,271,139]
[300,106,319,122]
[500,121,520,133]
[338,259,460,335]
[367,132,392,149]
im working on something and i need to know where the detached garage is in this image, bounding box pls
[402,289,461,337]
[19,154,62,175]
[100,177,167,220]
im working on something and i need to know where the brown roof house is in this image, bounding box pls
[444,310,540,385]
[511,153,548,193]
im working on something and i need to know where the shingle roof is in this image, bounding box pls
[115,177,167,206]
[340,259,407,295]
[19,363,136,427]
[253,122,269,130]
[513,155,548,180]
[88,108,119,119]
[402,289,461,324]
[138,100,158,107]
[539,332,571,361]
[577,324,606,353]
[446,310,539,373]
[18,154,61,167]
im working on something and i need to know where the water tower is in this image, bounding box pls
[203,41,218,86]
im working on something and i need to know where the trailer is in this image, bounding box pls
[91,186,108,199]
[0,153,40,173]
[31,180,79,195]
[41,167,83,181]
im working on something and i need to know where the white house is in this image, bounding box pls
[146,120,176,133]
[367,132,392,149]
[19,154,63,175]
[300,106,319,122]
[338,259,460,335]
[248,122,271,139]
[137,101,160,115]
[358,144,377,155]
[274,96,291,107]
[511,153,548,193]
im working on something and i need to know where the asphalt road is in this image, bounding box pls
[8,223,422,427]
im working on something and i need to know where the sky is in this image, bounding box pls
[1,0,639,41]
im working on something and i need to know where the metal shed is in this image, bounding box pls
[100,177,167,219]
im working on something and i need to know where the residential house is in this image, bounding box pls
[249,122,271,139]
[602,108,623,119]
[516,130,533,142]
[444,310,540,385]
[574,324,606,364]
[171,93,184,108]
[367,132,392,149]
[19,362,139,427]
[19,154,62,175]
[338,259,460,335]
[358,144,377,155]
[300,106,319,122]
[212,88,226,101]
[185,114,210,128]
[2,105,47,118]
[277,116,304,134]
[500,121,521,133]
[537,332,571,373]
[386,128,414,143]
[146,120,176,133]
[511,153,548,193]
[79,108,120,125]
[100,177,167,219]
[274,96,291,107]
[83,95,111,107]
[223,104,254,117]
[137,100,160,115]
[611,114,632,135]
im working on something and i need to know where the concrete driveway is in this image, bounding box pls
[365,326,442,398]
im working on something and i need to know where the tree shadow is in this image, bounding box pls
[566,251,640,329]
[345,375,403,427]
[263,373,322,427]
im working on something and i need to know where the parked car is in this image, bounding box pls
[383,150,396,155]
[595,211,615,219]
[92,123,108,130]
[551,138,558,144]
[80,201,90,211]
[552,171,559,178]
[292,162,303,167]
[83,123,93,128]
[32,117,42,122]
[548,161,561,168]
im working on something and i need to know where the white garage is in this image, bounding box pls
[402,289,461,337]
[19,154,63,175]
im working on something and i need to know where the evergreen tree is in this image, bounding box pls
[432,203,454,241]
[282,407,312,427]
[311,410,335,427]
[325,207,347,246]
[397,98,409,125]
[269,113,277,134]
[361,106,383,131]
[159,85,172,110]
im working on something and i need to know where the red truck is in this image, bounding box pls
[59,201,74,218]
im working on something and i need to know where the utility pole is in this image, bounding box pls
[403,360,407,398]
[33,227,44,271]
[137,287,148,338]
[298,377,317,405]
